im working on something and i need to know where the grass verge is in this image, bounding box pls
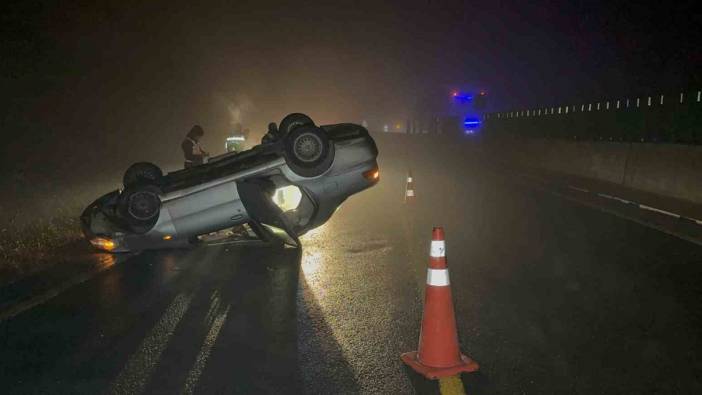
[0,215,84,287]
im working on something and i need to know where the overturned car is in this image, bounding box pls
[81,113,379,252]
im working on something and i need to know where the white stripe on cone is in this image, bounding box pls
[426,268,450,286]
[407,177,413,182]
[430,240,445,257]
[406,190,415,197]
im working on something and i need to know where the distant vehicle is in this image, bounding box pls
[463,117,481,134]
[449,89,488,135]
[81,113,380,252]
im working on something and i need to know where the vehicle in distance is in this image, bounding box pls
[81,113,380,252]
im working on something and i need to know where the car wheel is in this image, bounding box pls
[118,185,161,233]
[123,162,163,187]
[279,113,315,136]
[284,125,335,177]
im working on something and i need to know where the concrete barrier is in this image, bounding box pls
[485,135,702,205]
[623,144,702,203]
[371,131,702,205]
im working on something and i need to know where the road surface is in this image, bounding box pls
[2,135,702,394]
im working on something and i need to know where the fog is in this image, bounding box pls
[2,0,699,176]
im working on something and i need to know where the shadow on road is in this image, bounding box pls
[1,243,360,394]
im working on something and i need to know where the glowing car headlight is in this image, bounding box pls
[272,185,303,212]
[90,237,117,251]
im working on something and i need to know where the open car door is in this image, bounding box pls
[237,179,301,248]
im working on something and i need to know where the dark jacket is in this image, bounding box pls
[182,137,205,167]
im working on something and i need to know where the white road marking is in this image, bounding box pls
[108,292,193,395]
[596,193,632,205]
[544,188,702,247]
[568,185,590,193]
[639,204,681,219]
[181,303,230,395]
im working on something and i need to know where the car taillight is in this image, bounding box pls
[363,167,380,182]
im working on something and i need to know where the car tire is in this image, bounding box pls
[118,185,161,233]
[123,162,163,187]
[279,113,315,136]
[283,125,335,177]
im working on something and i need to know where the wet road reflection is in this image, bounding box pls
[1,245,309,393]
[4,134,701,394]
[109,292,194,394]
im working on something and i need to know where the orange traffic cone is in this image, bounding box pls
[405,171,415,204]
[401,227,479,379]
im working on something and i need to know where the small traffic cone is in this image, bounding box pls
[405,171,415,204]
[401,227,479,379]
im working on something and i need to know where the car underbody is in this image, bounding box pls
[81,114,379,252]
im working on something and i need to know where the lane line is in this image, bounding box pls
[182,302,230,395]
[544,188,702,247]
[439,375,467,395]
[491,167,702,243]
[563,180,701,227]
[638,204,681,219]
[108,292,193,395]
[596,193,632,205]
[568,185,590,193]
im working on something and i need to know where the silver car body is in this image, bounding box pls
[81,123,379,252]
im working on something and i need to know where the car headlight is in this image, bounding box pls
[90,237,117,251]
[272,185,303,212]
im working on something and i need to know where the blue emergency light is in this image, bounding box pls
[463,118,481,127]
[452,91,473,102]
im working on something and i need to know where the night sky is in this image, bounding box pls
[1,0,700,169]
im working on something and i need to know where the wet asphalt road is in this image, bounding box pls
[2,134,702,394]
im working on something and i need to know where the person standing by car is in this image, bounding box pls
[261,122,280,144]
[182,125,209,168]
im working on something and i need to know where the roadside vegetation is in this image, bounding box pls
[0,171,119,287]
[0,147,182,287]
[0,213,84,286]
